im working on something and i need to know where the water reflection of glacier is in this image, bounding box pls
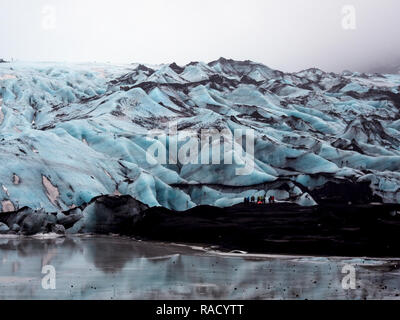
[0,236,399,300]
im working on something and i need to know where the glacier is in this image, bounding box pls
[0,58,400,219]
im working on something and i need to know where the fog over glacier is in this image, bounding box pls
[1,0,400,72]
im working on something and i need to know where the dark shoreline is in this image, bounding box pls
[1,195,400,258]
[134,202,400,258]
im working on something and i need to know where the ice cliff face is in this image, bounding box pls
[0,58,399,213]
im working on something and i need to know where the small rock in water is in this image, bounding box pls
[0,222,10,234]
[52,224,66,235]
[20,212,48,235]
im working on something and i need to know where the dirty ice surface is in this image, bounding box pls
[1,60,400,214]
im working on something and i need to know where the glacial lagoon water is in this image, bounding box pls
[0,235,399,300]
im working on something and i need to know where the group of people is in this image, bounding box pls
[244,194,275,205]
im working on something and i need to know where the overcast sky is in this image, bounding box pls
[0,0,399,72]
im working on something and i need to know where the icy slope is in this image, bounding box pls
[0,59,399,213]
